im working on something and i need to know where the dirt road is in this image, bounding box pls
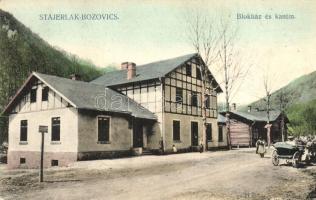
[1,149,315,200]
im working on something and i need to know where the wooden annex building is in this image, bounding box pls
[219,107,289,147]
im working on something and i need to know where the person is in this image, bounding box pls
[159,138,164,155]
[256,137,266,158]
[199,143,204,153]
[172,144,177,153]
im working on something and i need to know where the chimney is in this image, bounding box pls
[232,103,237,111]
[70,74,81,81]
[248,106,252,112]
[121,62,128,70]
[127,62,136,80]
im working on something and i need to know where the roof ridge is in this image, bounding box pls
[136,53,197,67]
[34,72,108,87]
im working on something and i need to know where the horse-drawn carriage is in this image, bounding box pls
[271,141,316,168]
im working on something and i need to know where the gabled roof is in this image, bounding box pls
[3,72,156,120]
[91,53,222,92]
[220,110,289,123]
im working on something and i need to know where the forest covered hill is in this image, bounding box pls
[0,9,116,143]
[248,70,316,110]
[245,71,316,136]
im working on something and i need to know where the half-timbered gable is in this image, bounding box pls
[10,80,70,114]
[163,57,219,118]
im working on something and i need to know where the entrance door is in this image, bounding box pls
[133,120,143,148]
[191,121,199,146]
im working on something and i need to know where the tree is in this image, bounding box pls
[185,12,250,150]
[185,12,221,151]
[262,70,272,146]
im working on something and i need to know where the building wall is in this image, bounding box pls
[114,80,163,151]
[143,115,162,150]
[115,80,163,114]
[230,119,251,147]
[163,113,221,151]
[77,111,132,155]
[8,107,78,169]
[211,124,228,149]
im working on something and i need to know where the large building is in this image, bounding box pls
[3,53,226,169]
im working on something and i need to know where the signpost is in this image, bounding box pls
[38,125,48,183]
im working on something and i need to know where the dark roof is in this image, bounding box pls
[3,72,156,120]
[220,110,288,123]
[91,53,222,92]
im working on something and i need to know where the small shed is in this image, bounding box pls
[219,110,289,147]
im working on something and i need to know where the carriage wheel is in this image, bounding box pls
[272,150,279,166]
[292,151,301,168]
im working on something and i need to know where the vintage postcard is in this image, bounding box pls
[0,0,315,199]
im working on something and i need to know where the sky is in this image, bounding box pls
[1,0,315,105]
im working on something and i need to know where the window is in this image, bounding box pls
[186,64,192,76]
[51,160,59,166]
[196,67,202,80]
[176,87,183,103]
[52,117,60,141]
[98,117,110,142]
[218,126,223,142]
[20,120,27,141]
[191,92,198,107]
[20,158,26,164]
[42,87,49,101]
[30,88,37,103]
[173,120,180,141]
[205,95,210,109]
[206,123,212,141]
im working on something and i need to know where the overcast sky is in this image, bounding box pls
[1,0,315,105]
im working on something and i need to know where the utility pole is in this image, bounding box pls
[38,125,48,183]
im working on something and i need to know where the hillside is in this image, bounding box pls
[0,9,114,143]
[245,71,316,136]
[248,70,316,110]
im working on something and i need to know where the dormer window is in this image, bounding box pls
[30,88,37,103]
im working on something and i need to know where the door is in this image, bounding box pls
[133,120,143,148]
[191,121,199,146]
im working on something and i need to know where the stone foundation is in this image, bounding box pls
[8,151,77,169]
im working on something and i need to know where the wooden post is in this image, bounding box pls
[265,124,272,148]
[38,125,48,183]
[40,131,44,182]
